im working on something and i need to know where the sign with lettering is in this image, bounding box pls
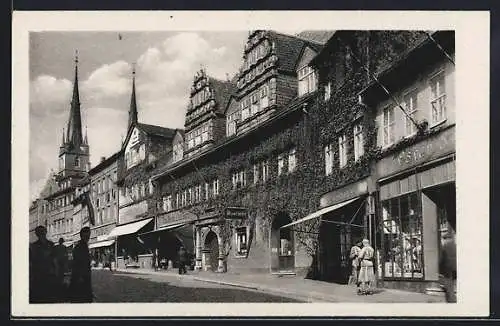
[225,207,247,219]
[377,127,455,178]
[157,209,198,229]
[320,179,369,208]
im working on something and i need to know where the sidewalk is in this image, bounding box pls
[111,267,446,303]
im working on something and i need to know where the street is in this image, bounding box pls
[91,270,301,302]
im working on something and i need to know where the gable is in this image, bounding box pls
[296,46,318,71]
[173,131,184,146]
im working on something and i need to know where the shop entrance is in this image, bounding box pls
[319,199,365,283]
[270,212,295,273]
[204,231,219,272]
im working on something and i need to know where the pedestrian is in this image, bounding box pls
[357,238,376,295]
[107,251,114,272]
[29,225,58,303]
[178,246,187,275]
[348,241,362,288]
[69,227,93,303]
[152,248,159,271]
[439,224,457,303]
[54,237,69,301]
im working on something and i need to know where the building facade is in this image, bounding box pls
[29,199,47,243]
[110,69,178,269]
[87,152,120,266]
[361,30,455,292]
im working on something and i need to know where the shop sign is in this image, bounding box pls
[119,201,148,224]
[157,209,197,229]
[377,127,455,178]
[320,179,368,208]
[225,207,247,219]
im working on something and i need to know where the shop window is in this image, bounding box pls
[235,227,248,256]
[353,124,364,161]
[381,192,423,279]
[403,90,419,136]
[430,72,447,126]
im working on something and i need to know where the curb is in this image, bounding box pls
[111,268,445,303]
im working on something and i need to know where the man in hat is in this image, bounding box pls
[357,238,376,295]
[29,225,58,303]
[69,227,93,302]
[349,240,362,287]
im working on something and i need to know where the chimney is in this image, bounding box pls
[100,156,106,163]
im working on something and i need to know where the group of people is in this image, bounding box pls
[349,239,376,295]
[29,225,94,303]
[151,246,189,275]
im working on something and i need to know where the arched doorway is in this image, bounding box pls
[270,212,294,273]
[203,231,219,272]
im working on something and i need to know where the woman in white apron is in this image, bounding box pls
[357,239,376,295]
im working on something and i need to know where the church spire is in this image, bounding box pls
[61,128,65,146]
[84,125,88,145]
[128,63,138,129]
[66,50,84,148]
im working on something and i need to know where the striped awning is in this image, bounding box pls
[89,239,116,249]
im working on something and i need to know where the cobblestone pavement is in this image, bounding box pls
[91,270,301,302]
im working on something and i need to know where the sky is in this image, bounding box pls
[29,31,262,201]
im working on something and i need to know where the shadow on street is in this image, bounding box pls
[92,270,301,303]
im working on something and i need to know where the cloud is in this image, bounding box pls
[29,31,243,199]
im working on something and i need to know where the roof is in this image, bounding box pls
[152,92,315,181]
[136,123,177,139]
[209,77,237,114]
[89,150,121,175]
[296,31,336,45]
[175,128,185,138]
[360,31,454,101]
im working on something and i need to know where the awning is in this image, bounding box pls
[108,218,153,238]
[281,197,361,229]
[89,239,116,249]
[139,222,188,236]
[64,241,75,247]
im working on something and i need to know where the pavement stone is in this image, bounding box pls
[111,267,446,303]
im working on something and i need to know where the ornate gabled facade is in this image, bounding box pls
[233,30,325,135]
[184,69,235,158]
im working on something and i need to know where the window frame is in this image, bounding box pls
[353,124,364,162]
[382,106,396,147]
[338,134,348,168]
[429,71,447,127]
[403,89,419,137]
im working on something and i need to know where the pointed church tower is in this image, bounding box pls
[128,64,138,130]
[58,51,90,182]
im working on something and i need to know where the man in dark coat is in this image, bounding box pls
[54,238,69,292]
[29,226,58,303]
[440,225,457,303]
[69,227,93,303]
[178,246,187,275]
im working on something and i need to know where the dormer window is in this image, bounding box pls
[298,65,317,96]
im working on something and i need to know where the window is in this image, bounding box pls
[262,160,269,182]
[324,82,332,101]
[227,112,238,137]
[188,188,193,204]
[253,163,260,184]
[175,193,180,209]
[205,182,209,200]
[74,156,80,167]
[106,193,110,202]
[149,180,154,195]
[324,144,334,175]
[298,66,317,96]
[241,99,250,121]
[163,195,172,211]
[353,124,364,162]
[232,170,246,190]
[288,148,296,172]
[338,134,348,168]
[403,91,419,135]
[430,72,446,125]
[381,192,423,279]
[260,85,269,109]
[235,227,248,256]
[212,179,219,196]
[277,154,285,176]
[250,93,259,115]
[382,106,395,146]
